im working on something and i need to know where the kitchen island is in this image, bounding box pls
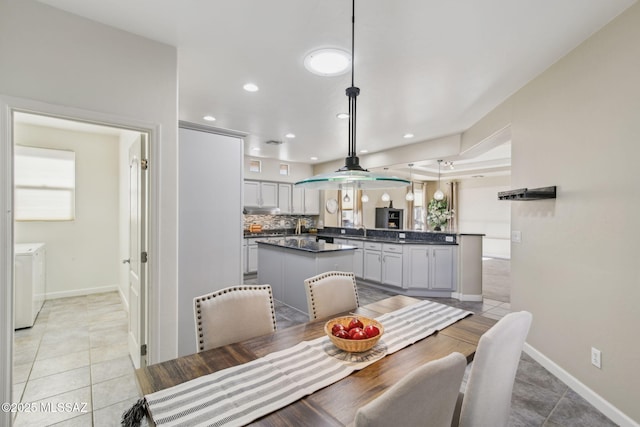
[257,237,355,314]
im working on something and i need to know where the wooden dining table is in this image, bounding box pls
[135,295,496,426]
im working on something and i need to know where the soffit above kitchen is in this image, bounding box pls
[37,0,636,171]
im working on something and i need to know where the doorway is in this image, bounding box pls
[10,111,149,407]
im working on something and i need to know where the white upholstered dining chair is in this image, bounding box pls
[451,311,533,427]
[193,285,277,352]
[354,352,467,427]
[304,271,359,321]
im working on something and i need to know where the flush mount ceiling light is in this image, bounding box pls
[243,83,259,92]
[285,133,296,139]
[304,48,351,76]
[434,160,445,201]
[296,1,410,190]
[203,115,216,122]
[403,133,414,139]
[336,113,349,119]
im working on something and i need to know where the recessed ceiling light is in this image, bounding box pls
[336,113,349,119]
[285,133,296,139]
[310,156,319,161]
[243,83,259,92]
[403,133,414,139]
[304,48,351,76]
[203,115,216,122]
[360,149,368,153]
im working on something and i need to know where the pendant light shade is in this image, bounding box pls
[295,0,409,190]
[405,163,415,201]
[433,160,445,201]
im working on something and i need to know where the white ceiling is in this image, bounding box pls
[36,0,636,180]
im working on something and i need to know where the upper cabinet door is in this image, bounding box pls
[278,183,292,214]
[244,181,261,206]
[292,187,304,214]
[260,182,278,208]
[304,188,320,215]
[244,180,277,207]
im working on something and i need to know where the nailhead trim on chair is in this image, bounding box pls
[194,285,276,352]
[306,272,359,320]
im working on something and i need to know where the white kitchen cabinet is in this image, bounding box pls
[363,242,382,282]
[278,183,292,214]
[291,187,319,215]
[382,244,403,287]
[403,244,454,291]
[244,180,277,207]
[292,187,304,214]
[333,238,364,278]
[430,246,455,290]
[304,188,320,215]
[247,239,259,273]
[14,243,46,329]
[348,240,364,278]
[242,239,248,273]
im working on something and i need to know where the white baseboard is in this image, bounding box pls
[523,343,639,427]
[452,292,483,302]
[118,287,129,313]
[45,285,120,300]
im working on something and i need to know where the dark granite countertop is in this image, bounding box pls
[322,234,459,245]
[256,237,356,253]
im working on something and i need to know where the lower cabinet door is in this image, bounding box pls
[363,250,382,282]
[248,244,258,273]
[405,246,430,289]
[430,246,454,290]
[382,252,403,287]
[353,248,364,278]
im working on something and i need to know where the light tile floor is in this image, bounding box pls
[11,277,616,426]
[12,292,141,426]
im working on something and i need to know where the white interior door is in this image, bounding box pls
[127,134,148,369]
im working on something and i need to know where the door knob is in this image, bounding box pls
[122,258,131,264]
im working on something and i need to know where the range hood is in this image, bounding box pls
[243,207,281,215]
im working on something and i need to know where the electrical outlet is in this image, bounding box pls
[511,230,522,243]
[341,229,346,234]
[591,347,602,369]
[399,233,406,239]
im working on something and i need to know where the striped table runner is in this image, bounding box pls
[139,300,472,426]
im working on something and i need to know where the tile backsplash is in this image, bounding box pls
[243,215,317,231]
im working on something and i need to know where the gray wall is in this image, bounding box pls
[0,0,179,362]
[462,3,640,423]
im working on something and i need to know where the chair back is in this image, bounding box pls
[304,271,359,321]
[456,311,532,427]
[355,352,467,427]
[194,285,276,352]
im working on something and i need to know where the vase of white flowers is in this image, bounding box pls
[427,198,454,231]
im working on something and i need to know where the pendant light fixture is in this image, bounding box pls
[405,164,415,201]
[295,0,409,190]
[434,160,445,201]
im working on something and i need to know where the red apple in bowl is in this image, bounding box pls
[364,324,380,338]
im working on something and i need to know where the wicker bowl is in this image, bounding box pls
[325,316,384,353]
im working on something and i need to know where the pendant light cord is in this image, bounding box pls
[347,0,359,159]
[351,0,355,88]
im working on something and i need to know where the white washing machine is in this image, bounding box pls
[14,243,46,329]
